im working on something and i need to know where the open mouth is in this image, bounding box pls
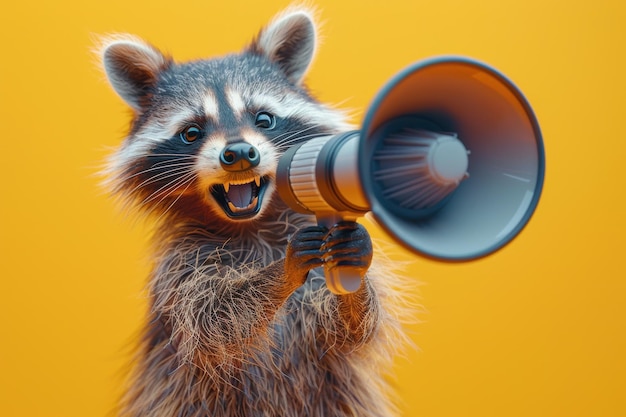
[210,175,269,219]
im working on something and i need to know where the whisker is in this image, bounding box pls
[149,156,197,166]
[273,125,317,143]
[274,126,320,146]
[140,171,197,206]
[117,160,197,183]
[273,127,315,144]
[275,132,329,149]
[153,173,197,223]
[146,153,198,158]
[124,166,194,196]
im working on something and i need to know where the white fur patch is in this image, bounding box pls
[203,91,220,121]
[195,133,227,181]
[225,88,246,119]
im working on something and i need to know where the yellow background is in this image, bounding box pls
[1,0,624,416]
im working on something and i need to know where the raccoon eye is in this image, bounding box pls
[255,111,276,130]
[180,125,202,144]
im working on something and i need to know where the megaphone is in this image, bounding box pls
[276,56,545,294]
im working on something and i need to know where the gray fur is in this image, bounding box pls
[100,8,410,417]
[249,8,317,85]
[101,35,172,111]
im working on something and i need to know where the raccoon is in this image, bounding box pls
[100,7,409,417]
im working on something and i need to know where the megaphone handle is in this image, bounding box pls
[317,214,364,295]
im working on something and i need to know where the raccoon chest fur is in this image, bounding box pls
[131,221,393,417]
[100,6,408,417]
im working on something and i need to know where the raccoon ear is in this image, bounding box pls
[248,9,317,85]
[99,35,171,111]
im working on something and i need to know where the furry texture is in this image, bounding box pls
[100,7,412,417]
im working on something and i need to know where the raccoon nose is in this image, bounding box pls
[219,142,261,172]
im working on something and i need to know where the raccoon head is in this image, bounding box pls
[99,8,351,225]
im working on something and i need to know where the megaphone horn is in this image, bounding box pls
[276,56,545,294]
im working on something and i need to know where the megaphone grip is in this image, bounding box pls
[324,267,363,295]
[317,215,366,295]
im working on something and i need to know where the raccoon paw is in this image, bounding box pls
[285,225,328,286]
[322,221,373,277]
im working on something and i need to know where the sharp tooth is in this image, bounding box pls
[251,196,258,207]
[224,183,230,193]
[228,201,237,212]
[254,176,261,187]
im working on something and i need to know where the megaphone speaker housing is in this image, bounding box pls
[276,56,545,292]
[360,56,545,261]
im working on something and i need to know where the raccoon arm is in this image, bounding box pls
[319,221,380,351]
[333,277,382,351]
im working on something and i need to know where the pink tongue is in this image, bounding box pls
[227,183,253,208]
